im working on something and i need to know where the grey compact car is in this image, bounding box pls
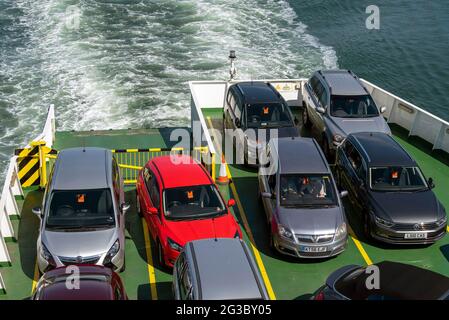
[172,238,269,300]
[302,70,391,159]
[258,137,348,258]
[33,147,129,273]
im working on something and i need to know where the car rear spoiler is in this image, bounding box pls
[325,264,360,291]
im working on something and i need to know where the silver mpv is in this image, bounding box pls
[258,137,348,258]
[34,147,129,273]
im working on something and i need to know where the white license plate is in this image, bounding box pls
[404,233,427,239]
[300,246,327,253]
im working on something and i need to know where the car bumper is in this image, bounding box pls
[273,234,347,258]
[370,223,447,245]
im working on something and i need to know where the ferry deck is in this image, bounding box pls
[1,78,449,300]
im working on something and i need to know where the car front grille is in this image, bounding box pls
[392,222,439,231]
[58,255,100,265]
[295,234,334,244]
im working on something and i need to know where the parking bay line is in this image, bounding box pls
[347,225,373,265]
[206,116,276,300]
[31,260,39,295]
[141,217,158,300]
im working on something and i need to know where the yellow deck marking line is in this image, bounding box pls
[347,225,373,265]
[447,226,449,233]
[31,260,39,294]
[141,218,158,300]
[206,116,276,300]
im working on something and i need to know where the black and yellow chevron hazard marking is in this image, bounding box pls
[14,146,57,187]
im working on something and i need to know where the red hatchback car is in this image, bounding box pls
[32,265,127,300]
[136,155,242,267]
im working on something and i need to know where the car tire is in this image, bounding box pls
[302,107,312,128]
[136,193,143,217]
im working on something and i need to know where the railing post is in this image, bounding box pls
[30,140,47,189]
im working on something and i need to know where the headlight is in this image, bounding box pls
[278,225,293,240]
[436,216,447,227]
[40,243,54,264]
[373,214,394,228]
[104,239,120,265]
[333,134,344,143]
[167,238,183,252]
[334,222,347,240]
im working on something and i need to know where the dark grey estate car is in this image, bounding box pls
[172,238,269,300]
[302,70,391,159]
[224,81,299,165]
[258,137,348,258]
[335,132,447,244]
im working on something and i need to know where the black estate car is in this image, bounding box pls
[312,261,449,300]
[335,132,447,244]
[224,81,299,165]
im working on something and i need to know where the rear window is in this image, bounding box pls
[46,189,115,229]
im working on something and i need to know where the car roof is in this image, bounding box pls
[348,132,416,167]
[186,238,266,300]
[231,81,282,104]
[38,265,114,300]
[318,70,367,96]
[52,147,112,190]
[272,137,330,174]
[151,155,212,189]
[336,261,449,300]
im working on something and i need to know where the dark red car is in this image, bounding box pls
[136,155,242,267]
[32,265,127,300]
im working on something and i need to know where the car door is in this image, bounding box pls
[261,169,277,225]
[313,80,328,132]
[305,76,321,126]
[112,158,126,246]
[339,141,366,213]
[142,166,162,240]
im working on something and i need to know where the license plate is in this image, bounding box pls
[404,233,427,239]
[300,246,327,253]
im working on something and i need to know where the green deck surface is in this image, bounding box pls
[1,110,449,300]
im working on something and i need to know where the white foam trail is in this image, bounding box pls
[0,0,338,182]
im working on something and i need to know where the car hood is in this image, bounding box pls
[165,214,239,245]
[370,190,442,224]
[43,228,117,257]
[278,206,344,235]
[330,116,390,136]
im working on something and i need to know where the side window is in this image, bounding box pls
[144,168,160,208]
[309,76,319,93]
[112,158,120,202]
[234,94,242,119]
[315,81,325,105]
[345,142,365,180]
[179,259,193,300]
[319,86,328,108]
[227,88,236,112]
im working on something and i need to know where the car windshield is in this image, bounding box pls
[330,95,379,118]
[246,102,293,128]
[46,189,115,230]
[280,174,337,207]
[163,184,226,220]
[370,166,428,191]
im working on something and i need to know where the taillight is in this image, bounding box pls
[314,291,325,300]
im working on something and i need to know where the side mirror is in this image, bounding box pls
[262,192,273,199]
[317,106,325,114]
[148,207,159,215]
[227,199,236,207]
[339,190,349,198]
[428,177,435,189]
[32,207,42,218]
[234,118,241,128]
[121,203,130,213]
[380,106,387,114]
